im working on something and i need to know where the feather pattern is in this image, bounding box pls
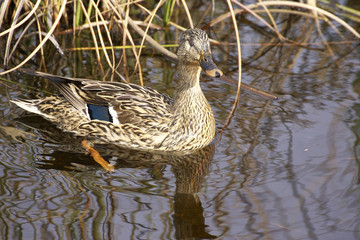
[12,29,223,151]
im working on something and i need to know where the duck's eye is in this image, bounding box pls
[188,39,194,47]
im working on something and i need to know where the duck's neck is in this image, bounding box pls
[173,63,204,108]
[172,63,214,121]
[175,63,201,93]
[170,63,215,148]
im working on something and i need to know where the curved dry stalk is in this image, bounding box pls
[64,44,179,51]
[0,0,11,28]
[124,3,143,85]
[105,0,146,84]
[6,16,38,63]
[126,14,178,61]
[256,9,327,20]
[91,0,116,73]
[78,0,104,74]
[319,0,360,22]
[141,1,166,23]
[257,0,285,40]
[326,20,349,43]
[217,0,242,142]
[226,0,242,120]
[0,0,67,76]
[219,75,277,100]
[126,27,144,85]
[135,2,187,32]
[202,9,237,30]
[8,30,64,65]
[120,2,131,81]
[130,1,165,85]
[207,1,360,39]
[257,1,360,38]
[4,0,25,66]
[109,1,178,61]
[34,32,65,55]
[0,0,41,38]
[134,0,166,81]
[232,0,286,41]
[67,19,162,33]
[309,0,335,56]
[180,0,194,28]
[195,2,213,29]
[35,2,48,70]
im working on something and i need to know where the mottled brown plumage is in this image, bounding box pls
[12,29,223,151]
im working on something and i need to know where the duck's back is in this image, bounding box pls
[12,71,177,150]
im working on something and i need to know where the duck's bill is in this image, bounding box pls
[200,53,223,78]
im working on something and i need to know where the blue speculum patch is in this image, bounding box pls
[87,104,113,122]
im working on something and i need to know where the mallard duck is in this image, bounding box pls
[12,29,223,152]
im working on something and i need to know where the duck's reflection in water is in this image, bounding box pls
[19,115,218,239]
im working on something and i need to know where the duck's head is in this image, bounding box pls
[177,29,223,78]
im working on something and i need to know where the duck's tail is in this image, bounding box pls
[11,99,45,116]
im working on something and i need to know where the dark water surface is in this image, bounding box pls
[1,3,360,240]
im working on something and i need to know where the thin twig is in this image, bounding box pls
[216,0,243,144]
[91,0,116,72]
[232,0,286,41]
[258,1,360,38]
[134,0,166,86]
[0,0,67,75]
[0,0,41,38]
[123,11,178,61]
[181,0,194,28]
[78,0,104,74]
[205,1,360,39]
[4,0,25,66]
[107,1,145,84]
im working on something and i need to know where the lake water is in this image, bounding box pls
[0,1,360,239]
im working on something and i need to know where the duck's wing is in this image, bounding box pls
[19,69,173,125]
[19,68,92,116]
[78,80,174,125]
